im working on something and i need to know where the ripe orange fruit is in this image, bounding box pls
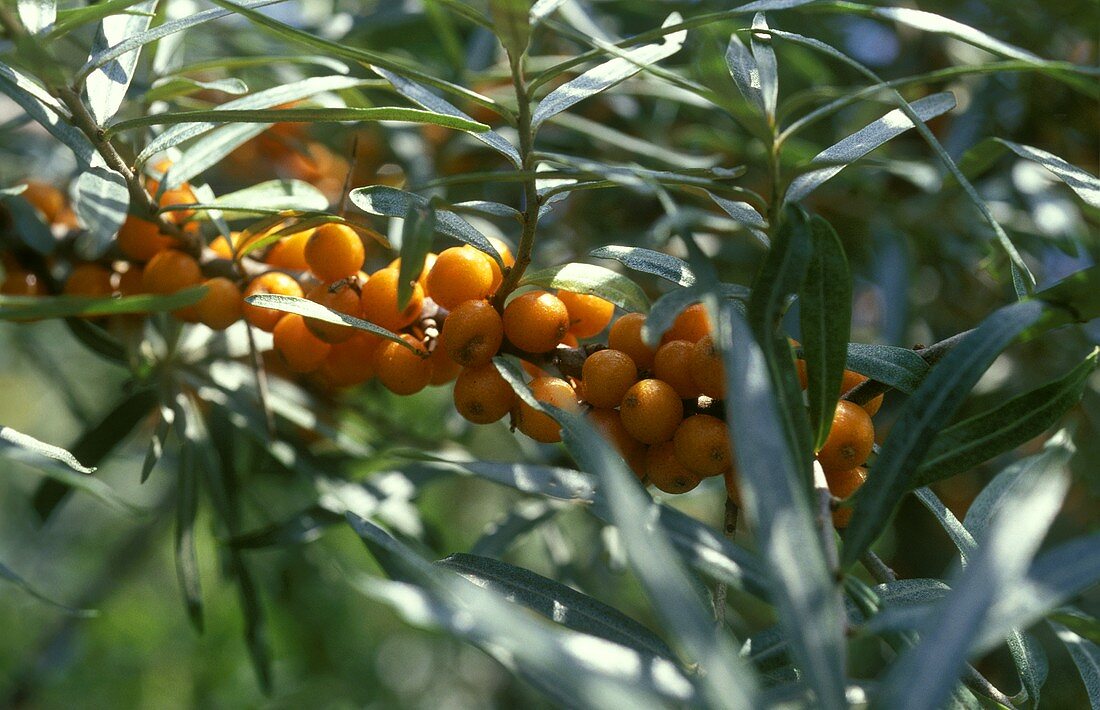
[646,441,702,494]
[142,250,202,294]
[112,264,144,297]
[841,370,884,417]
[273,313,331,373]
[453,363,515,424]
[559,332,579,348]
[580,349,637,408]
[359,267,424,332]
[2,268,44,296]
[304,223,365,282]
[587,407,646,478]
[267,229,314,271]
[608,312,656,370]
[374,334,432,395]
[690,335,726,399]
[425,245,494,309]
[503,290,570,353]
[388,252,437,292]
[817,400,874,473]
[319,332,381,387]
[428,346,463,385]
[439,299,503,367]
[557,290,614,339]
[209,234,236,260]
[195,277,243,330]
[661,303,710,344]
[22,181,66,224]
[826,466,867,528]
[63,263,113,297]
[673,414,733,477]
[653,340,701,399]
[515,376,579,443]
[306,280,361,343]
[620,379,683,444]
[117,216,174,261]
[159,186,197,223]
[242,271,303,331]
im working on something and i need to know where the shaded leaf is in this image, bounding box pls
[589,245,695,287]
[229,506,342,548]
[397,201,436,309]
[469,500,561,558]
[0,559,96,617]
[726,33,766,117]
[72,167,130,259]
[844,343,928,394]
[1051,622,1100,707]
[0,286,206,321]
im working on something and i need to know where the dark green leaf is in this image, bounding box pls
[243,294,416,350]
[726,33,766,117]
[589,245,696,287]
[0,286,206,321]
[1051,623,1100,707]
[1050,609,1100,646]
[519,262,649,313]
[397,201,436,309]
[957,138,1099,208]
[489,0,532,56]
[750,13,778,123]
[172,397,204,631]
[140,404,173,484]
[1,193,56,254]
[229,506,342,548]
[1035,264,1100,324]
[844,343,929,394]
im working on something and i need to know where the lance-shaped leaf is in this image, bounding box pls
[489,0,532,56]
[171,396,204,631]
[959,138,1100,209]
[785,92,957,204]
[707,191,769,245]
[531,13,687,128]
[841,299,1049,568]
[642,284,749,348]
[589,245,695,287]
[373,66,520,166]
[18,0,56,34]
[469,500,561,558]
[721,306,848,710]
[73,166,130,259]
[1050,623,1100,707]
[144,76,249,102]
[844,343,928,394]
[397,201,436,309]
[912,352,1097,487]
[84,0,155,125]
[187,179,328,215]
[726,33,766,116]
[243,294,417,351]
[800,215,851,449]
[0,286,206,321]
[750,13,778,123]
[1,192,55,254]
[0,559,95,616]
[350,186,502,265]
[519,262,650,313]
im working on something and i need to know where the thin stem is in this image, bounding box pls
[714,497,738,624]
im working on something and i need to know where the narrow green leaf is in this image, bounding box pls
[72,167,130,259]
[0,61,100,167]
[243,294,417,351]
[84,0,155,125]
[1036,264,1100,324]
[726,33,766,117]
[140,404,173,484]
[1,425,94,474]
[228,506,342,548]
[800,215,851,449]
[469,500,560,558]
[1051,623,1100,708]
[0,286,206,321]
[519,263,650,313]
[397,201,436,310]
[642,284,749,348]
[958,138,1100,208]
[1,193,56,254]
[144,76,249,102]
[173,397,204,632]
[489,0,532,56]
[589,245,696,287]
[844,343,929,394]
[0,559,96,617]
[750,13,778,124]
[842,299,1049,568]
[1050,609,1100,646]
[913,353,1096,487]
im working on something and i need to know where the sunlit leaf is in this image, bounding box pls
[589,245,696,287]
[519,262,650,313]
[243,294,416,350]
[0,286,206,321]
[84,0,155,125]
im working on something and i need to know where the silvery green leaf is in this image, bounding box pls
[17,0,56,34]
[73,166,130,258]
[750,13,778,123]
[84,0,156,125]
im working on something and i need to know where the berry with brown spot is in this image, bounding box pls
[304,223,365,282]
[581,349,637,409]
[608,312,656,370]
[817,400,874,473]
[503,290,569,353]
[453,363,515,424]
[242,271,304,332]
[690,335,726,399]
[440,299,503,367]
[306,280,362,343]
[558,290,614,339]
[620,379,683,445]
[673,414,732,477]
[646,441,702,494]
[653,339,701,399]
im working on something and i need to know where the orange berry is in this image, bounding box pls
[267,229,314,271]
[359,267,424,332]
[2,268,44,296]
[273,313,331,373]
[620,379,683,445]
[826,466,867,528]
[817,400,875,473]
[374,334,431,395]
[112,264,144,297]
[195,277,243,330]
[646,441,702,494]
[522,359,550,379]
[209,235,235,260]
[516,376,579,443]
[159,186,197,223]
[503,290,570,353]
[428,346,463,385]
[588,408,647,478]
[117,216,174,261]
[453,363,515,424]
[141,250,202,294]
[63,263,113,297]
[673,414,733,477]
[242,271,303,332]
[426,246,494,309]
[841,370,884,417]
[318,332,381,387]
[608,312,656,370]
[306,280,362,343]
[388,252,437,292]
[558,290,614,339]
[653,340,701,399]
[560,332,579,348]
[661,303,710,344]
[796,359,808,389]
[690,335,726,399]
[304,223,365,281]
[22,181,66,223]
[440,299,503,367]
[581,349,637,408]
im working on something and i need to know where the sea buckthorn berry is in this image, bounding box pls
[242,271,304,332]
[503,290,570,354]
[826,466,867,529]
[817,400,875,473]
[306,280,362,343]
[273,314,331,373]
[673,414,733,477]
[142,250,202,295]
[428,346,463,385]
[440,299,503,367]
[516,376,579,443]
[64,263,113,297]
[159,186,197,223]
[209,234,235,260]
[426,246,494,309]
[560,332,579,348]
[661,303,710,344]
[388,252,437,292]
[581,349,637,408]
[521,359,550,379]
[194,277,243,330]
[588,408,647,478]
[723,467,742,507]
[620,379,683,445]
[608,312,656,371]
[841,370,884,417]
[653,340,701,399]
[360,267,424,332]
[319,332,381,387]
[2,268,44,296]
[117,216,174,261]
[646,441,702,494]
[22,181,66,223]
[267,229,314,271]
[690,335,726,399]
[374,334,431,395]
[796,359,808,389]
[558,290,615,339]
[304,223,365,282]
[453,363,515,424]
